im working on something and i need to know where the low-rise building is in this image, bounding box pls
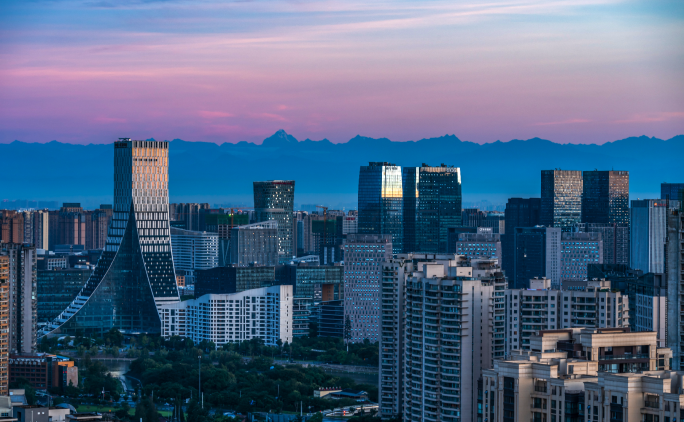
[160,285,292,346]
[483,328,674,422]
[8,355,77,391]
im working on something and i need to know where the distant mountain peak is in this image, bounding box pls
[261,129,298,146]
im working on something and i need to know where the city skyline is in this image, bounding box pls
[1,1,683,145]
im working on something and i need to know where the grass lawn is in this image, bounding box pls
[75,404,175,417]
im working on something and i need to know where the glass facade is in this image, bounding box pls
[43,139,180,336]
[582,170,629,225]
[253,181,295,263]
[358,162,403,254]
[661,183,684,201]
[37,268,91,323]
[541,170,583,232]
[403,165,461,253]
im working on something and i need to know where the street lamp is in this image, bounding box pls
[198,355,202,409]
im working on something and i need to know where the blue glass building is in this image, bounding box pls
[357,162,404,254]
[403,164,462,253]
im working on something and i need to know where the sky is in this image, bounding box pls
[1,0,683,145]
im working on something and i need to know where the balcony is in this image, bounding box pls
[645,400,659,409]
[599,353,649,361]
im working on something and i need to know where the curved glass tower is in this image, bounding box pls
[42,139,179,336]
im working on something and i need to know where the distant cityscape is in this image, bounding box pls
[1,138,683,422]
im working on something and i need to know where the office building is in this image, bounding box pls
[666,207,684,370]
[0,255,8,395]
[541,170,583,232]
[316,300,344,338]
[169,203,210,231]
[483,328,674,422]
[2,244,37,354]
[85,205,112,250]
[574,222,629,265]
[403,257,506,422]
[454,231,501,262]
[229,221,279,266]
[560,232,603,284]
[36,268,91,323]
[170,227,218,284]
[505,278,628,355]
[342,214,358,235]
[502,198,541,284]
[43,139,180,336]
[358,163,403,254]
[253,180,295,263]
[582,170,629,225]
[631,199,679,273]
[403,164,462,253]
[194,265,275,298]
[462,209,504,232]
[512,226,561,289]
[661,182,684,201]
[276,263,343,303]
[624,273,667,345]
[343,234,392,343]
[8,354,78,391]
[160,285,293,346]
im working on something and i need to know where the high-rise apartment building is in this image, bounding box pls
[160,285,293,346]
[85,205,113,250]
[582,170,629,225]
[0,255,9,395]
[343,234,392,343]
[560,232,603,284]
[574,222,629,265]
[32,210,49,250]
[56,203,86,248]
[505,278,628,356]
[43,139,180,336]
[541,170,583,232]
[169,203,210,231]
[194,266,276,298]
[0,211,24,244]
[666,207,684,369]
[502,198,541,284]
[631,199,678,273]
[512,226,561,289]
[403,164,462,253]
[358,163,403,254]
[403,257,506,422]
[2,244,37,354]
[379,253,470,419]
[253,180,295,263]
[661,182,684,201]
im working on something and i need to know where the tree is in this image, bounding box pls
[9,378,37,405]
[344,315,352,351]
[187,398,209,422]
[134,396,158,422]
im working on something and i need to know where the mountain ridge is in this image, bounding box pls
[1,132,681,209]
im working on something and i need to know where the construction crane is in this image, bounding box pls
[316,205,329,253]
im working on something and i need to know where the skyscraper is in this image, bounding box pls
[502,198,541,282]
[403,164,461,253]
[85,205,113,250]
[662,183,684,201]
[358,162,403,254]
[343,233,392,343]
[513,226,561,289]
[582,170,629,224]
[0,254,9,395]
[540,170,583,231]
[253,180,295,263]
[631,199,678,273]
[43,139,180,336]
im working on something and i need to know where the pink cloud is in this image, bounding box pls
[533,119,591,126]
[198,110,235,119]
